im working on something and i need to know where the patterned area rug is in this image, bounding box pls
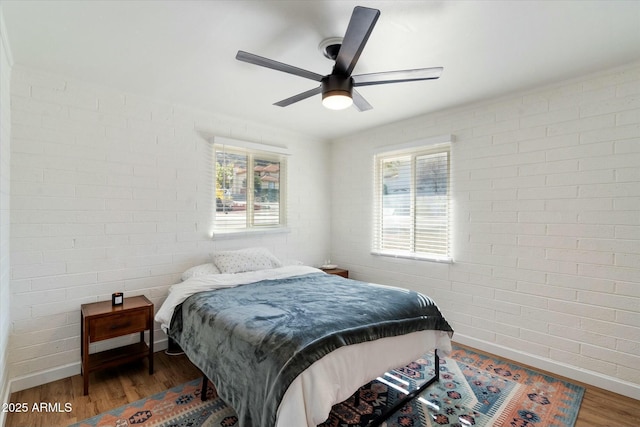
[70,345,584,427]
[68,378,237,427]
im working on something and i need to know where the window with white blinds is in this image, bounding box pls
[214,143,286,233]
[372,143,451,262]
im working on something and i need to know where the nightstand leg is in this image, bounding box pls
[148,327,154,374]
[201,376,209,401]
[82,316,90,395]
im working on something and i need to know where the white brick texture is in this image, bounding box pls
[1,12,13,419]
[8,66,331,389]
[331,62,640,396]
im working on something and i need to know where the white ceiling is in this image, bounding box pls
[2,1,640,141]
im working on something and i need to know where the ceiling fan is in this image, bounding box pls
[236,6,443,111]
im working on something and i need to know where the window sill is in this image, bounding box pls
[371,250,452,264]
[212,227,291,240]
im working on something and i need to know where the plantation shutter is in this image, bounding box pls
[215,146,248,230]
[214,142,286,232]
[373,143,450,262]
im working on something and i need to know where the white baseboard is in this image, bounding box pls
[9,363,80,394]
[454,334,640,400]
[8,339,170,394]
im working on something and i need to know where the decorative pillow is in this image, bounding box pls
[212,247,283,274]
[181,263,221,281]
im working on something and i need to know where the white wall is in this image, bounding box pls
[330,62,640,398]
[8,66,331,391]
[0,6,14,424]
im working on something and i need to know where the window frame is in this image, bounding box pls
[372,136,452,263]
[212,138,288,238]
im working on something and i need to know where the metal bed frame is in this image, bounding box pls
[200,350,440,427]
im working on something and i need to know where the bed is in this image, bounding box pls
[155,252,453,427]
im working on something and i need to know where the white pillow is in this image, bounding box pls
[181,263,221,281]
[212,247,283,274]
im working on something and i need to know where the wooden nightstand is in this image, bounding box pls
[81,295,154,395]
[322,268,349,278]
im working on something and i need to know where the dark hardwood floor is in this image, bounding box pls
[5,351,201,427]
[5,344,640,427]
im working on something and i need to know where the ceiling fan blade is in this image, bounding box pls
[274,86,323,107]
[236,51,324,82]
[333,6,380,77]
[352,89,373,112]
[353,67,443,86]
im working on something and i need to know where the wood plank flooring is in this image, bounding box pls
[5,351,201,427]
[5,345,640,427]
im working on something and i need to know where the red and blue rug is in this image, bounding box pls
[70,345,584,427]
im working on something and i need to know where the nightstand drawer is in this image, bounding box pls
[89,310,149,341]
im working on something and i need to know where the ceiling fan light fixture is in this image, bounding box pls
[322,75,353,110]
[322,92,353,110]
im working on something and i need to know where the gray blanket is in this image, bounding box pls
[169,272,452,427]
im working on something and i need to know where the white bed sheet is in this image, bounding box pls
[278,329,452,427]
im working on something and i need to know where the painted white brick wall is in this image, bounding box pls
[1,8,13,419]
[331,62,640,397]
[8,66,331,388]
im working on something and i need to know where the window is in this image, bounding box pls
[372,140,451,262]
[213,140,286,235]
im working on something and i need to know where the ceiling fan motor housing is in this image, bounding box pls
[322,74,353,99]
